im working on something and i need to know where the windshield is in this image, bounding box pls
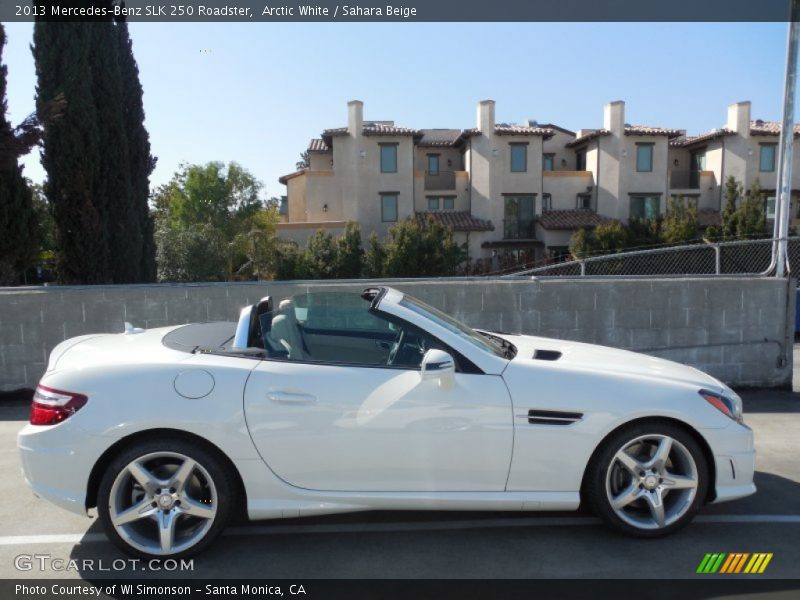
[398,295,511,359]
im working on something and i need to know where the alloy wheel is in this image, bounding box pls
[108,451,218,556]
[605,434,699,530]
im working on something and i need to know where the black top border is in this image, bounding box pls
[1,0,795,23]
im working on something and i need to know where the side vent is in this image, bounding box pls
[527,409,582,425]
[533,349,562,361]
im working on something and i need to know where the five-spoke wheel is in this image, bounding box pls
[585,422,708,536]
[98,439,235,558]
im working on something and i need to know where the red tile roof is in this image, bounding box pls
[568,125,682,147]
[322,127,348,136]
[750,119,800,136]
[415,211,494,232]
[672,120,800,148]
[363,123,421,136]
[530,122,575,136]
[670,129,733,147]
[307,138,330,153]
[538,209,614,230]
[494,124,554,138]
[278,169,306,184]
[418,129,463,147]
[322,123,421,138]
[625,124,683,137]
[566,129,609,147]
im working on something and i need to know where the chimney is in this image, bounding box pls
[727,101,751,137]
[348,100,363,137]
[603,100,625,137]
[477,100,495,134]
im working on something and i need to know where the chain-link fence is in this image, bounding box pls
[504,237,800,278]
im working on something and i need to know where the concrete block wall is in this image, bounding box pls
[0,277,793,391]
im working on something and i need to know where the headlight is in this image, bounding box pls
[699,389,743,423]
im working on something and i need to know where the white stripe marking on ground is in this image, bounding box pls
[0,514,799,546]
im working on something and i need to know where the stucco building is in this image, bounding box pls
[278,99,798,265]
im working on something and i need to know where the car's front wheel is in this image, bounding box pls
[585,421,709,537]
[97,438,236,559]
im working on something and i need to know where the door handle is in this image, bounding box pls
[267,391,317,405]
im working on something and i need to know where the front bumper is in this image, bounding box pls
[702,421,757,503]
[17,421,108,517]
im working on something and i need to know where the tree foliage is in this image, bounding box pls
[662,197,699,245]
[296,150,310,170]
[114,16,156,281]
[32,12,154,283]
[154,162,278,282]
[383,217,464,277]
[335,222,365,278]
[721,175,741,240]
[0,24,40,285]
[363,232,386,278]
[714,176,769,240]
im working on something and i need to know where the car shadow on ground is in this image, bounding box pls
[66,470,800,580]
[740,389,800,413]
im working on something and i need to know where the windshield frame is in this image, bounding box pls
[397,294,513,360]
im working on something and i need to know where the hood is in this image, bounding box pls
[497,332,726,393]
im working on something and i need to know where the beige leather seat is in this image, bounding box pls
[270,299,306,360]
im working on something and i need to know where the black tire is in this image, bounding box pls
[97,437,236,559]
[584,420,709,538]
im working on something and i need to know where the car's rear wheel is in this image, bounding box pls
[97,438,235,558]
[585,421,708,537]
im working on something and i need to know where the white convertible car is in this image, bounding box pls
[18,287,755,558]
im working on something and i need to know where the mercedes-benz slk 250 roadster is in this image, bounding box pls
[18,287,755,558]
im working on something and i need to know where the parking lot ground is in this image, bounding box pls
[0,387,798,582]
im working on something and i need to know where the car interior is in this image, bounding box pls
[259,292,437,368]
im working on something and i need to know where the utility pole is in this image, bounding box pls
[774,0,800,277]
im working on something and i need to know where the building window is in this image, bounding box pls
[636,143,654,172]
[381,193,398,222]
[542,193,552,211]
[576,193,593,210]
[278,196,288,216]
[670,194,698,211]
[549,246,570,261]
[427,154,439,176]
[759,144,776,172]
[766,196,776,221]
[503,194,536,239]
[380,144,397,173]
[510,143,528,172]
[426,195,456,210]
[629,195,661,221]
[543,153,555,171]
[576,150,586,171]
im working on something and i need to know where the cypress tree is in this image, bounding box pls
[114,14,156,282]
[89,9,140,283]
[0,25,39,285]
[33,20,110,283]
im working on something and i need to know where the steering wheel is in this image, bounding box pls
[387,328,405,366]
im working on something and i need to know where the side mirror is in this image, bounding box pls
[421,349,455,382]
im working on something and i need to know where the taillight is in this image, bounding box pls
[30,385,88,426]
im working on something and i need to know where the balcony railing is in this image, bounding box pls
[503,219,537,240]
[424,170,456,190]
[669,170,701,190]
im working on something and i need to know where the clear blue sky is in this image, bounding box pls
[2,21,793,199]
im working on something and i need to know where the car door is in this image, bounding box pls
[243,292,513,492]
